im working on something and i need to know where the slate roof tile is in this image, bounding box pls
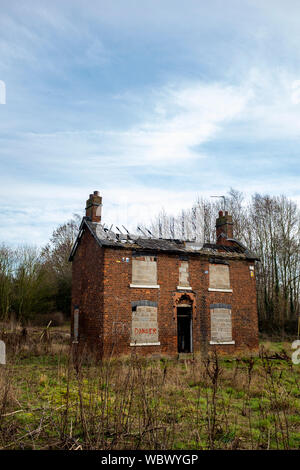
[69,218,260,261]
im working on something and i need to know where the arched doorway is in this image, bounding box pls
[174,293,195,353]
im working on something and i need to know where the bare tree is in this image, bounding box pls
[13,246,51,323]
[144,190,300,335]
[40,215,81,316]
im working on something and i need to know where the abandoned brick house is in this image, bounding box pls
[69,191,259,357]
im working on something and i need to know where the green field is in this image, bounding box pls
[0,327,299,450]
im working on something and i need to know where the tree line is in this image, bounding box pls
[146,189,300,335]
[0,215,80,325]
[0,190,299,335]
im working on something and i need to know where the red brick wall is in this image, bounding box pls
[71,234,259,358]
[71,229,104,356]
[200,259,259,354]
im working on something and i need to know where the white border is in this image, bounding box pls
[130,342,161,346]
[177,286,192,290]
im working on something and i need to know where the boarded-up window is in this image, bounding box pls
[209,264,230,289]
[210,306,232,343]
[179,261,190,287]
[131,304,159,345]
[132,255,157,286]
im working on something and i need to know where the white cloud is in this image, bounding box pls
[2,69,300,246]
[0,181,199,245]
[230,68,300,140]
[15,80,252,167]
[118,82,252,163]
[19,68,300,170]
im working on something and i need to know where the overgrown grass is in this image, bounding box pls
[0,327,299,450]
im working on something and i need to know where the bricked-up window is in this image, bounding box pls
[209,263,231,290]
[131,255,158,287]
[178,261,191,288]
[130,301,160,346]
[210,304,234,344]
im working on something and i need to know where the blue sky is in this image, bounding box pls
[1,0,300,245]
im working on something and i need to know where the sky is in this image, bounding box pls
[1,0,300,246]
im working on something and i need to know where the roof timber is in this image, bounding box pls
[69,217,260,262]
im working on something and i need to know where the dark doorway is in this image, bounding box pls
[177,307,192,353]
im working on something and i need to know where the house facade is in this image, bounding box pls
[69,191,259,358]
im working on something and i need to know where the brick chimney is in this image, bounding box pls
[85,191,102,223]
[216,210,233,244]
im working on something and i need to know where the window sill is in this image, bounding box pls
[210,340,235,345]
[177,286,192,290]
[130,342,161,346]
[208,288,233,293]
[130,284,160,289]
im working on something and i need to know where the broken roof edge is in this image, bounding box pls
[202,245,259,261]
[227,238,260,261]
[69,217,260,262]
[69,217,104,262]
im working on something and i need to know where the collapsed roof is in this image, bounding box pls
[69,217,259,262]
